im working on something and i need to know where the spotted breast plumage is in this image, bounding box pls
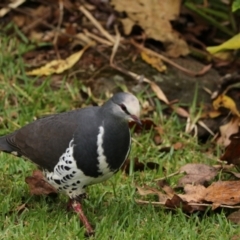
[0,92,141,235]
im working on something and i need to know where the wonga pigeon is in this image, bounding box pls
[0,92,141,235]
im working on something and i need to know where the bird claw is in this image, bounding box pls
[76,193,87,201]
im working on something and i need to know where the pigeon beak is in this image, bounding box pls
[130,115,142,125]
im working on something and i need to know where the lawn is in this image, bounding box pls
[0,32,239,240]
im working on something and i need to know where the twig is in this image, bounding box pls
[154,171,180,181]
[188,203,240,209]
[83,29,113,46]
[130,39,212,77]
[135,199,240,209]
[79,5,115,44]
[198,120,215,136]
[110,25,121,65]
[135,199,166,206]
[0,0,25,17]
[53,0,64,59]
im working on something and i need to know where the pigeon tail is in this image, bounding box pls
[0,136,13,153]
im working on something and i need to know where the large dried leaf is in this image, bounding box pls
[111,0,189,57]
[178,164,218,187]
[204,181,240,206]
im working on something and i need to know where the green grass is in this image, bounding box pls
[0,32,240,240]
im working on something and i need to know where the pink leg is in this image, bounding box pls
[71,200,94,236]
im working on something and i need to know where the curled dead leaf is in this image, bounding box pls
[178,163,218,187]
[25,170,58,196]
[217,117,240,147]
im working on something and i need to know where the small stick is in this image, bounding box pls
[135,199,240,209]
[53,0,64,59]
[79,5,115,44]
[154,171,180,181]
[110,25,121,65]
[83,29,113,46]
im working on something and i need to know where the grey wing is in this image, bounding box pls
[4,111,81,171]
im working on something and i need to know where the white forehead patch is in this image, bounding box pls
[124,95,140,117]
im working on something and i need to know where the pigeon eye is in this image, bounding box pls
[120,104,129,114]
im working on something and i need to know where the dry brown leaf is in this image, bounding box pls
[136,185,168,203]
[143,79,169,104]
[178,163,218,187]
[228,210,240,224]
[141,51,167,72]
[157,180,175,198]
[217,117,240,147]
[25,170,58,196]
[173,142,184,150]
[178,184,206,203]
[204,181,240,206]
[111,0,189,57]
[26,43,93,76]
[170,105,190,118]
[165,194,198,213]
[221,132,240,166]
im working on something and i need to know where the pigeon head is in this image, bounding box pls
[104,92,141,124]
